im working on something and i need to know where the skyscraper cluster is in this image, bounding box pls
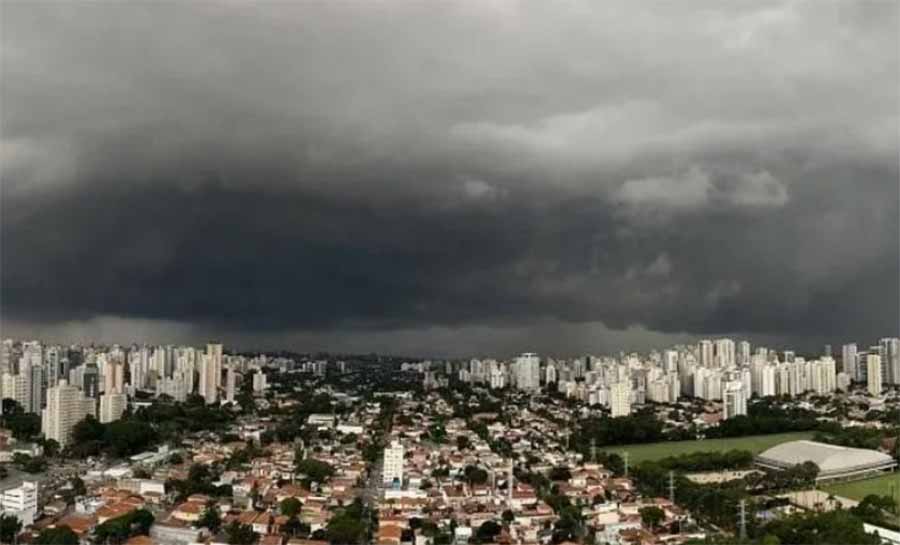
[0,339,278,447]
[452,336,900,420]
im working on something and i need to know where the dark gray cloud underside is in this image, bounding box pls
[1,1,898,353]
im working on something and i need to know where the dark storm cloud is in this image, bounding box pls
[1,1,897,353]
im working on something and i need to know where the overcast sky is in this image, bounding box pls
[1,1,898,357]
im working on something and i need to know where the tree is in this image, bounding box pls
[7,412,40,440]
[197,503,222,533]
[502,510,515,524]
[35,525,79,545]
[40,438,61,458]
[639,506,665,530]
[456,436,471,451]
[851,494,898,526]
[71,476,87,497]
[73,414,105,443]
[13,453,47,473]
[474,520,502,543]
[295,458,335,484]
[549,466,572,482]
[764,509,879,545]
[94,508,154,544]
[0,514,22,544]
[282,516,309,538]
[325,516,367,544]
[225,521,257,545]
[463,465,489,485]
[280,497,303,518]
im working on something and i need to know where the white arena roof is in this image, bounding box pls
[755,440,897,481]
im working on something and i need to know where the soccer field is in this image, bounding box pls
[823,473,900,502]
[600,431,816,464]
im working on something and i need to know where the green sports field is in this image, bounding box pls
[600,431,816,464]
[823,472,900,502]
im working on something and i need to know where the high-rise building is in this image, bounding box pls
[225,365,237,403]
[104,360,125,395]
[759,365,776,397]
[514,353,541,391]
[198,355,218,404]
[866,354,882,397]
[723,381,747,420]
[715,338,735,368]
[44,347,61,389]
[207,343,223,388]
[29,364,45,413]
[699,340,714,368]
[738,341,751,366]
[252,370,267,392]
[879,338,900,385]
[82,363,100,398]
[99,393,127,423]
[608,381,631,417]
[383,440,404,487]
[1,373,27,408]
[0,340,13,375]
[42,380,96,447]
[842,344,858,382]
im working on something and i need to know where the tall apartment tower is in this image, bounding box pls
[699,340,714,368]
[515,353,541,391]
[225,365,237,403]
[608,381,631,417]
[42,380,96,447]
[104,360,125,394]
[714,338,735,368]
[383,440,405,487]
[723,381,747,420]
[207,343,223,388]
[866,354,882,397]
[99,393,127,423]
[738,341,751,366]
[842,344,858,382]
[879,338,900,385]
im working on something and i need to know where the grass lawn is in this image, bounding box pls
[599,431,817,465]
[823,472,900,502]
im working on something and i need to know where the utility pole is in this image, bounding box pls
[623,452,629,478]
[590,438,597,464]
[738,499,747,541]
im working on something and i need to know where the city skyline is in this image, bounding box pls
[2,2,898,357]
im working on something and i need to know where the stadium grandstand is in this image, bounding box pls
[755,440,897,483]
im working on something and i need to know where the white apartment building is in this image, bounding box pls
[383,440,404,487]
[0,480,38,526]
[842,343,858,382]
[225,365,237,403]
[880,337,900,385]
[714,338,735,368]
[1,373,27,409]
[252,370,267,392]
[608,381,631,417]
[699,340,714,368]
[723,381,747,420]
[99,392,127,423]
[42,380,96,447]
[867,354,883,397]
[515,353,541,391]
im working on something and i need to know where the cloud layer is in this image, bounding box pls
[1,1,897,355]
